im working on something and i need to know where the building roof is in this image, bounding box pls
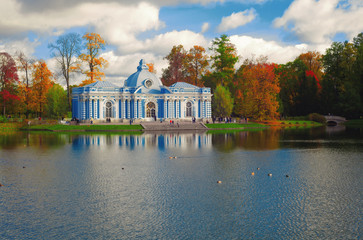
[169,82,199,88]
[124,59,163,88]
[83,81,119,88]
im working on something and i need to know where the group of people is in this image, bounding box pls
[212,117,233,123]
[71,117,80,124]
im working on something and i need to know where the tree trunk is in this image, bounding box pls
[66,78,71,112]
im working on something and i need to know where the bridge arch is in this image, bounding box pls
[324,115,346,126]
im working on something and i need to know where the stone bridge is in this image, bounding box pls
[324,115,346,126]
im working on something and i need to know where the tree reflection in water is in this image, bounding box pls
[0,126,354,152]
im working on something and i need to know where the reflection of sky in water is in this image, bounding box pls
[0,128,362,239]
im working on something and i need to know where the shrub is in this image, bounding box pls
[0,115,8,123]
[308,113,326,123]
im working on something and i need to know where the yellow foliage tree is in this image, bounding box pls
[31,61,54,118]
[72,33,108,87]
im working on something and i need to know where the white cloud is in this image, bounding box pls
[201,22,210,33]
[274,0,363,44]
[229,35,329,64]
[217,8,256,32]
[100,51,168,84]
[0,38,39,57]
[0,1,163,44]
[119,30,209,55]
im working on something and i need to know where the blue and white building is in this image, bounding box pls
[72,59,212,122]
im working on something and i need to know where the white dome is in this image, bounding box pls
[124,59,163,88]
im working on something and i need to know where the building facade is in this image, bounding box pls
[72,59,212,122]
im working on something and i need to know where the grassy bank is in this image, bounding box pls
[205,123,266,129]
[22,124,143,132]
[0,123,22,134]
[260,120,322,126]
[344,119,363,127]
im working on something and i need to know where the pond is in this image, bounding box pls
[0,126,362,239]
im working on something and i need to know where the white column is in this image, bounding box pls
[129,99,132,118]
[176,100,179,118]
[164,100,168,119]
[81,99,86,120]
[95,99,98,119]
[138,100,142,119]
[122,99,126,119]
[135,99,138,118]
[88,99,92,119]
[169,100,173,118]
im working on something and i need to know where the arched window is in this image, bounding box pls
[186,102,192,117]
[146,102,156,118]
[106,101,112,118]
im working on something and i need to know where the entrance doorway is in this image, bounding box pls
[105,101,112,118]
[186,102,192,117]
[146,102,156,118]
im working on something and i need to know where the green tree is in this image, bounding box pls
[213,84,234,118]
[205,34,238,92]
[322,40,361,118]
[45,84,68,119]
[353,33,363,112]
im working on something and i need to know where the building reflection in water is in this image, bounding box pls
[71,132,212,150]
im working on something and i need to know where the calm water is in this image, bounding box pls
[0,127,362,239]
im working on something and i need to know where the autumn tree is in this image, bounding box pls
[31,61,53,118]
[45,83,68,119]
[73,33,108,87]
[277,58,321,116]
[235,61,280,120]
[49,32,82,111]
[161,45,188,86]
[146,62,156,74]
[298,51,323,79]
[204,34,238,91]
[16,51,34,118]
[185,45,208,87]
[213,84,234,118]
[0,52,19,116]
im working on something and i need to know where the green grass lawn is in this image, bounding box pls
[205,123,266,129]
[23,124,143,131]
[280,120,321,125]
[344,119,363,127]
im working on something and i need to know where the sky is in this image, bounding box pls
[0,0,362,86]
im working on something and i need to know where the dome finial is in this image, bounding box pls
[137,59,149,71]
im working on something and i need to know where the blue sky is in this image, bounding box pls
[0,0,362,85]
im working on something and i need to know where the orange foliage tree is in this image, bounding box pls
[161,45,188,86]
[73,33,108,87]
[146,63,156,74]
[234,62,280,120]
[16,51,34,118]
[185,45,208,87]
[31,61,54,117]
